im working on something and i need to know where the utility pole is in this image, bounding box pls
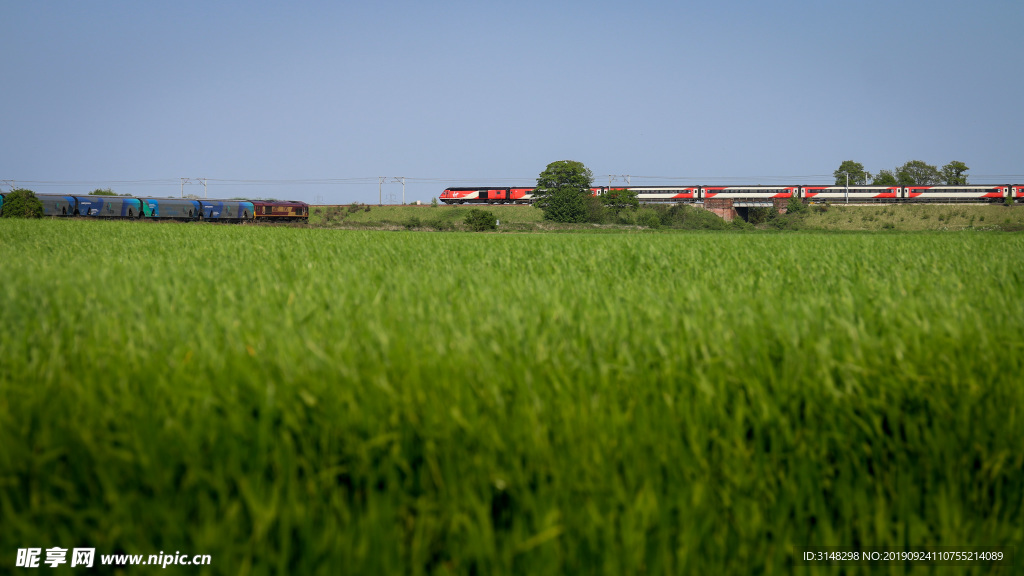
[390,177,406,205]
[606,175,631,189]
[378,177,386,206]
[180,177,208,198]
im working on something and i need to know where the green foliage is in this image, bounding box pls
[1,188,44,218]
[636,210,661,229]
[431,197,439,208]
[872,170,898,186]
[656,204,730,230]
[89,188,117,196]
[532,160,594,223]
[897,160,942,185]
[941,160,970,185]
[464,208,497,231]
[536,188,589,223]
[584,195,609,223]
[601,188,639,212]
[403,216,421,230]
[833,160,871,185]
[3,220,1024,574]
[428,218,454,231]
[747,206,777,225]
[786,196,809,215]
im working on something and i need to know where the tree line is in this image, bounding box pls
[834,160,970,186]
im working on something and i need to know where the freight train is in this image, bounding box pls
[0,193,309,221]
[440,185,1024,204]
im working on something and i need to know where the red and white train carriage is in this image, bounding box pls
[440,184,1024,204]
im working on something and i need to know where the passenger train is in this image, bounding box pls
[440,185,1024,204]
[0,193,309,221]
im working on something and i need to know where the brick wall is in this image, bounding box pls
[703,198,736,221]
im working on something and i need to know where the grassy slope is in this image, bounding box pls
[2,219,1023,575]
[310,204,545,230]
[800,203,1024,231]
[311,203,1024,232]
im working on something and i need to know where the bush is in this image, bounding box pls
[659,204,730,230]
[537,188,588,223]
[464,209,497,232]
[428,219,454,231]
[584,195,610,223]
[747,207,777,225]
[731,217,754,230]
[786,196,809,216]
[403,217,422,230]
[636,211,661,229]
[1,189,44,218]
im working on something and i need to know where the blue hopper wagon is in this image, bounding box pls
[138,198,202,220]
[34,194,79,217]
[199,200,255,221]
[74,196,143,218]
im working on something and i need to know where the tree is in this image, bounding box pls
[89,188,117,196]
[464,208,497,231]
[532,160,594,223]
[601,188,639,212]
[872,170,898,186]
[941,161,969,185]
[896,160,942,185]
[833,160,871,186]
[1,189,44,218]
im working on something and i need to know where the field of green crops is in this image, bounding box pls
[2,219,1023,575]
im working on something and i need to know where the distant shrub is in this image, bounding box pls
[431,197,439,208]
[747,207,777,225]
[636,211,661,229]
[584,195,610,223]
[786,196,809,216]
[658,204,729,230]
[464,209,497,231]
[429,219,454,231]
[1,189,44,218]
[347,203,363,214]
[768,213,806,230]
[731,217,754,230]
[404,217,422,230]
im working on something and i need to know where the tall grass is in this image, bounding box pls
[2,219,1023,575]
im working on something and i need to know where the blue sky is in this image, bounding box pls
[3,0,1022,203]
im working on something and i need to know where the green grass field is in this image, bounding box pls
[2,219,1023,575]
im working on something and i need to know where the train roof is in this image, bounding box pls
[444,186,534,191]
[250,199,308,205]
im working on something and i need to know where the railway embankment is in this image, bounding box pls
[309,202,1024,232]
